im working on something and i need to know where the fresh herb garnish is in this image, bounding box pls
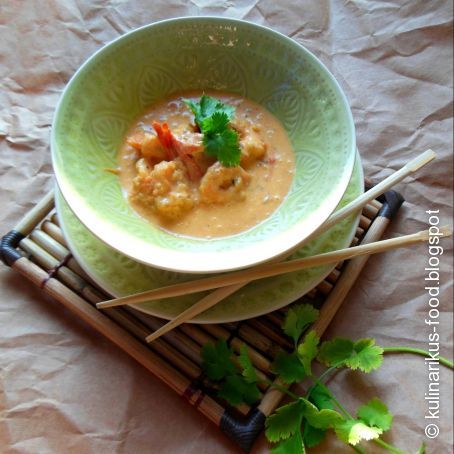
[317,337,384,373]
[184,95,236,128]
[271,350,307,384]
[201,340,260,406]
[184,95,241,167]
[357,397,394,432]
[201,339,237,380]
[200,303,453,453]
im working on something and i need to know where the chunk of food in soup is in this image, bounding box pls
[117,91,295,238]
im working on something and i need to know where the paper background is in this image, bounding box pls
[0,1,452,453]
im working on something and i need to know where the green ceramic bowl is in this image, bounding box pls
[52,17,356,274]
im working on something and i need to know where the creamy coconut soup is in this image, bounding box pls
[117,91,295,238]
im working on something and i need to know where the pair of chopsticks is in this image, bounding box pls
[97,149,451,343]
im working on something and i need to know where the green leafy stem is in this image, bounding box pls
[383,346,453,369]
[201,304,452,454]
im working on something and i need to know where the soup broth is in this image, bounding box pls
[118,91,295,238]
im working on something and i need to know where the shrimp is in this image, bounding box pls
[240,128,267,167]
[131,159,196,220]
[126,130,167,163]
[152,121,203,180]
[199,162,251,204]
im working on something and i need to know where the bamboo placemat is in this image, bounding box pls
[0,186,404,453]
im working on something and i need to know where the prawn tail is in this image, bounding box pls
[152,121,177,160]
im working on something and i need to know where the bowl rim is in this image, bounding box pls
[51,16,356,274]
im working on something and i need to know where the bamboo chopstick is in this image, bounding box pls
[143,225,449,343]
[97,225,451,313]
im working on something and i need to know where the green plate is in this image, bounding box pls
[55,154,363,323]
[51,17,356,274]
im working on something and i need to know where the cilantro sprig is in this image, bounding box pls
[199,303,453,453]
[184,95,241,167]
[184,95,235,128]
[201,340,260,406]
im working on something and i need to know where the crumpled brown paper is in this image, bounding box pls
[0,1,452,453]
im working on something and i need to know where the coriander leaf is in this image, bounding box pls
[349,339,384,373]
[265,400,305,442]
[184,95,235,129]
[317,338,354,366]
[302,423,327,448]
[206,96,235,121]
[240,380,261,405]
[283,304,319,345]
[183,98,199,120]
[306,408,344,430]
[183,95,217,128]
[297,330,320,376]
[317,337,384,373]
[201,340,236,381]
[203,127,241,167]
[335,419,383,446]
[217,376,243,406]
[238,344,257,383]
[308,383,334,411]
[271,431,305,454]
[272,351,306,384]
[301,398,343,430]
[201,111,229,134]
[357,397,393,432]
[218,374,260,406]
[198,94,218,117]
[201,340,260,407]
